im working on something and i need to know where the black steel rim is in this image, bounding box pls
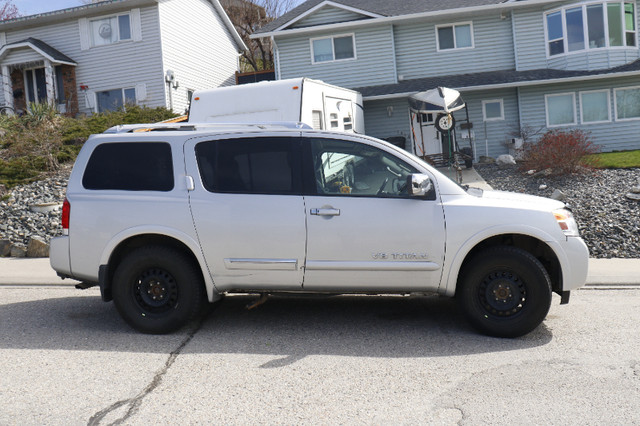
[478,270,526,317]
[133,268,179,314]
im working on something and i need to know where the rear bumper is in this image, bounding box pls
[50,236,72,278]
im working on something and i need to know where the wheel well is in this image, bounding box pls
[101,234,203,302]
[456,234,562,296]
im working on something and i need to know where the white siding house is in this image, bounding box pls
[0,0,245,116]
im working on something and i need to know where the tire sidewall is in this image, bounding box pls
[112,246,203,334]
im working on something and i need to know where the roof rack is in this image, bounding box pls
[103,121,312,134]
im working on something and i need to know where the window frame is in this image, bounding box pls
[95,87,137,113]
[544,1,637,58]
[545,92,577,127]
[435,21,475,51]
[579,89,611,124]
[614,85,640,121]
[310,33,357,64]
[482,99,505,122]
[89,12,132,48]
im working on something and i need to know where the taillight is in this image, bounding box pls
[62,198,70,235]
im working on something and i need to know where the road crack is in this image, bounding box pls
[87,319,204,426]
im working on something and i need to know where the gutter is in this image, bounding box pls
[251,0,568,39]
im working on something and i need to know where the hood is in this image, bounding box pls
[480,190,565,211]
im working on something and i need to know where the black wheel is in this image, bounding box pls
[112,246,205,334]
[458,246,552,338]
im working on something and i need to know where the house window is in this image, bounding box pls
[580,90,610,123]
[614,86,640,120]
[546,2,636,56]
[90,13,132,47]
[96,88,136,112]
[436,23,473,50]
[482,99,504,121]
[311,34,355,63]
[545,93,576,126]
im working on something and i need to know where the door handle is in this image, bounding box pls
[310,208,340,216]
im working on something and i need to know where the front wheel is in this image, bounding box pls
[112,246,205,334]
[458,246,552,338]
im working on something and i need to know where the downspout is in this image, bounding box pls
[271,36,281,80]
[390,24,398,83]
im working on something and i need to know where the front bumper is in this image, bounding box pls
[561,236,590,292]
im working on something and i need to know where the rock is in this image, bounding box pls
[626,192,640,201]
[10,246,27,258]
[0,239,11,257]
[26,236,49,258]
[496,154,516,166]
[551,189,566,201]
[630,185,640,194]
[539,184,548,190]
[527,170,536,175]
[533,168,554,177]
[478,156,495,164]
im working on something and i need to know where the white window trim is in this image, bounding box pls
[435,21,475,52]
[614,85,640,121]
[310,33,357,64]
[482,99,504,121]
[579,89,611,124]
[544,1,637,58]
[545,92,577,127]
[94,87,137,113]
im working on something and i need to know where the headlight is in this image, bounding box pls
[553,208,580,237]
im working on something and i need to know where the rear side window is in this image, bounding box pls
[82,142,174,191]
[196,137,301,194]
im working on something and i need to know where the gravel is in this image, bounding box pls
[1,164,638,259]
[475,164,640,259]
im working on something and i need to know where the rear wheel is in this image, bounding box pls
[112,246,205,334]
[458,246,552,338]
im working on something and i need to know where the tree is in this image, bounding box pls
[0,0,19,21]
[220,0,298,72]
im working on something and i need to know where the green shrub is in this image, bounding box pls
[520,129,600,175]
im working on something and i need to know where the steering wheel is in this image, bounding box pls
[376,177,389,195]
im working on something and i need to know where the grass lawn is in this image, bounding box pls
[588,150,640,168]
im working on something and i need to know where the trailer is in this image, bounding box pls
[188,78,364,133]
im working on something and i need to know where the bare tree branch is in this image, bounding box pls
[0,0,20,21]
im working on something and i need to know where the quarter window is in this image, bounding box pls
[545,93,576,127]
[311,34,355,63]
[196,138,301,194]
[614,86,640,120]
[436,23,473,50]
[580,90,611,123]
[83,142,174,191]
[546,2,636,56]
[90,13,132,47]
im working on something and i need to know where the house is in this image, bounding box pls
[253,0,640,159]
[0,0,246,116]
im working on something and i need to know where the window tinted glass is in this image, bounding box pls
[616,87,640,119]
[581,91,609,122]
[83,142,174,191]
[118,14,132,40]
[608,3,623,46]
[566,7,585,51]
[438,27,455,49]
[196,138,300,194]
[455,24,472,48]
[310,138,418,198]
[587,4,606,48]
[546,94,575,126]
[333,36,354,59]
[312,38,333,62]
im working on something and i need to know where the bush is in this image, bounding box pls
[520,129,600,175]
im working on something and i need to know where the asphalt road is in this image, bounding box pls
[1,286,639,425]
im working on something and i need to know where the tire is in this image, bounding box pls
[458,246,552,338]
[112,246,205,334]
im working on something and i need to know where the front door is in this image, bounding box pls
[302,135,446,292]
[184,134,307,291]
[410,110,440,156]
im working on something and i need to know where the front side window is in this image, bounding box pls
[436,23,473,50]
[83,142,174,191]
[310,138,419,198]
[546,2,636,56]
[196,138,301,194]
[90,14,131,47]
[580,90,611,123]
[615,86,640,119]
[482,99,504,121]
[97,88,136,112]
[545,93,576,126]
[311,34,355,63]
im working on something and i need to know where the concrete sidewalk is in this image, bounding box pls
[0,257,638,286]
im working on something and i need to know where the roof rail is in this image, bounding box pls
[103,121,312,134]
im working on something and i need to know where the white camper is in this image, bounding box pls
[188,78,364,133]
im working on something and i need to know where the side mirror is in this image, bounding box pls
[407,174,434,197]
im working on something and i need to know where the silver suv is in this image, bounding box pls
[51,122,589,337]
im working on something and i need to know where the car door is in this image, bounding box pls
[184,134,306,291]
[302,135,446,292]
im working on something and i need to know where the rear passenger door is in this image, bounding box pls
[184,134,307,291]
